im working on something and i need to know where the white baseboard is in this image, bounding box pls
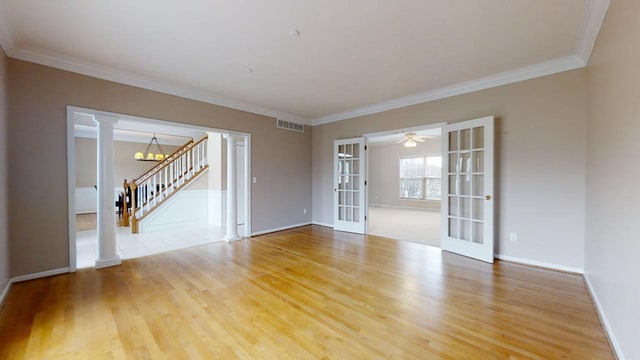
[311,221,334,228]
[95,257,122,269]
[0,279,11,306]
[584,274,626,360]
[251,222,312,236]
[495,254,583,274]
[11,267,70,283]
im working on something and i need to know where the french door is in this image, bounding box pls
[333,138,366,234]
[441,116,494,263]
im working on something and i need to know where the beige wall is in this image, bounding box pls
[8,59,312,277]
[313,69,587,269]
[0,48,9,294]
[368,139,441,211]
[586,1,639,358]
[75,137,180,188]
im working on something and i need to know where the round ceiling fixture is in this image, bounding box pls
[289,29,301,37]
[244,68,254,74]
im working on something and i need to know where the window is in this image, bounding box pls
[400,156,442,200]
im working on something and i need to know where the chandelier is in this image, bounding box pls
[134,134,166,161]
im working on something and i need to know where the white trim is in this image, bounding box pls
[11,267,70,283]
[244,134,252,237]
[94,258,122,269]
[311,56,585,125]
[584,274,626,360]
[6,47,308,124]
[251,222,312,236]
[496,254,583,274]
[67,110,77,272]
[577,0,611,64]
[311,221,334,228]
[0,279,10,306]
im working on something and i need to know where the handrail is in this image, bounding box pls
[134,135,207,185]
[132,137,195,184]
[126,134,209,233]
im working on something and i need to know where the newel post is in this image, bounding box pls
[130,182,139,234]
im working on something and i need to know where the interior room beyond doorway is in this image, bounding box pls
[367,127,442,247]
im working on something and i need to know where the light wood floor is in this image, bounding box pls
[0,225,613,359]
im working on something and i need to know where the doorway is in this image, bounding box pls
[66,106,252,271]
[365,125,443,248]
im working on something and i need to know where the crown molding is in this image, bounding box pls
[4,46,310,124]
[577,0,611,64]
[311,55,586,126]
[0,1,609,127]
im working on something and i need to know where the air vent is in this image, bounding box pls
[277,119,305,132]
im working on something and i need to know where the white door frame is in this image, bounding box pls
[66,105,253,272]
[363,122,447,236]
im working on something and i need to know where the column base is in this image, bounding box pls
[95,256,122,269]
[224,235,242,242]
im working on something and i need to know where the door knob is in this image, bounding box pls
[485,195,492,200]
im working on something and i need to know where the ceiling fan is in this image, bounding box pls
[396,132,434,147]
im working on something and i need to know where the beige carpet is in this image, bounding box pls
[368,206,441,248]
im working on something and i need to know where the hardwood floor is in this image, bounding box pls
[0,225,613,359]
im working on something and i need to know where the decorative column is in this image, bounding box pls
[223,134,241,242]
[94,115,122,269]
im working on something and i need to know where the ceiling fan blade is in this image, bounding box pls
[395,138,406,144]
[414,138,426,142]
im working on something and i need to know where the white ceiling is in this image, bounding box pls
[368,128,441,145]
[0,1,609,125]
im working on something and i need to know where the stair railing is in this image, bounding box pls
[128,135,209,233]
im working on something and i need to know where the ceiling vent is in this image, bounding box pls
[277,119,304,132]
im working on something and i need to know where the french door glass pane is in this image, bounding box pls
[461,197,471,218]
[449,131,459,151]
[449,175,458,195]
[472,222,484,244]
[449,196,459,216]
[472,175,484,196]
[449,218,458,238]
[460,152,471,173]
[460,220,471,241]
[460,129,471,150]
[472,151,484,172]
[472,198,483,220]
[461,177,471,195]
[448,153,459,173]
[472,127,484,148]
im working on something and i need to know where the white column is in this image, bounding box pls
[223,134,241,242]
[207,132,223,227]
[94,115,121,269]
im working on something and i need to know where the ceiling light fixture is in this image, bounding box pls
[244,68,254,74]
[134,134,166,162]
[404,139,417,148]
[289,29,301,37]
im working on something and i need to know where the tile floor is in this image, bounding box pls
[76,223,234,269]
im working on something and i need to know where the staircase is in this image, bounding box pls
[121,135,209,233]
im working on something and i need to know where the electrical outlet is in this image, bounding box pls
[303,208,307,214]
[509,232,517,242]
